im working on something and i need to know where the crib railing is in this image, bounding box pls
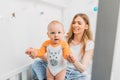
[1,63,32,80]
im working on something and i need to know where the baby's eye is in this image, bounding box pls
[58,32,61,34]
[50,32,55,34]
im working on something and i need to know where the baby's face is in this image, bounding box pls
[47,23,64,44]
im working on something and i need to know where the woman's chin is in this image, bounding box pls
[73,32,79,34]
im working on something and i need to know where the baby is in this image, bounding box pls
[25,20,71,80]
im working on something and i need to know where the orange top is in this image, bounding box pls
[36,40,71,59]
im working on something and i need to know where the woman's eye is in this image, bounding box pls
[51,32,55,34]
[72,21,75,24]
[78,21,81,25]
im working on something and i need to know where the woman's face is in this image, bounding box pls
[72,16,88,35]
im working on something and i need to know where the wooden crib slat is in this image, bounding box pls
[9,74,20,80]
[9,76,16,80]
[1,63,32,80]
[21,70,27,80]
[15,74,20,80]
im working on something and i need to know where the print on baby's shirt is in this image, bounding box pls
[48,48,61,66]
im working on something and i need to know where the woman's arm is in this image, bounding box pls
[67,49,94,73]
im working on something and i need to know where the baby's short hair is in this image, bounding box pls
[47,20,64,31]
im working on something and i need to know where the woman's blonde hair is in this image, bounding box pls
[66,13,93,57]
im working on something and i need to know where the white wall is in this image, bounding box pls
[0,0,62,77]
[63,0,99,39]
[111,6,120,80]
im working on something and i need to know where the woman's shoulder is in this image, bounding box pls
[85,40,94,50]
[86,40,94,45]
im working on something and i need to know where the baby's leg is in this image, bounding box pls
[55,68,66,80]
[46,67,54,80]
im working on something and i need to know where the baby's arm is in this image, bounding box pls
[62,41,71,59]
[35,41,48,57]
[25,40,48,59]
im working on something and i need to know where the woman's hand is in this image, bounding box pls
[25,47,37,59]
[67,53,77,63]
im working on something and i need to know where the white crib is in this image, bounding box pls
[1,63,32,80]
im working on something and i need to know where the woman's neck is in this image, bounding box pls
[74,34,82,42]
[72,34,83,45]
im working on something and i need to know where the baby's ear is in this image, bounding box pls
[47,32,49,37]
[63,30,65,34]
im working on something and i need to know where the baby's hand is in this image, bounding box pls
[25,47,33,55]
[25,48,37,59]
[67,53,76,63]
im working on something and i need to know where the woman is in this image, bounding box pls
[32,13,94,80]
